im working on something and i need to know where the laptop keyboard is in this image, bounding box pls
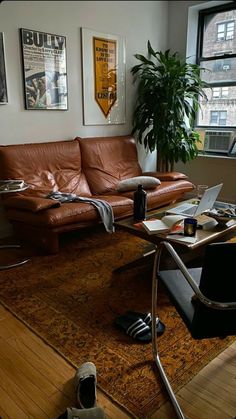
[173,203,197,215]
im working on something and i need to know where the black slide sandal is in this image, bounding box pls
[114,312,152,342]
[125,311,165,336]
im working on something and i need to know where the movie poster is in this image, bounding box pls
[82,28,125,125]
[0,32,8,104]
[20,28,68,110]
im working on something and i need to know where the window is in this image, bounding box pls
[210,110,227,125]
[197,3,236,149]
[212,86,229,98]
[212,87,220,98]
[210,111,218,124]
[217,21,235,41]
[219,110,227,125]
[222,86,229,97]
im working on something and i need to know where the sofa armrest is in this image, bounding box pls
[143,171,188,181]
[3,195,61,212]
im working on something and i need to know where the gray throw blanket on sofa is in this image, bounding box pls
[47,191,115,233]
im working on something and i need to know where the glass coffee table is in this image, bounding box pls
[114,200,236,271]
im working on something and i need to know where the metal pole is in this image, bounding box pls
[151,243,185,419]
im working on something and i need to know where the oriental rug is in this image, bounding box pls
[0,228,235,418]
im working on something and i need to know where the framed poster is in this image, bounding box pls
[0,32,8,104]
[81,28,126,125]
[20,28,68,110]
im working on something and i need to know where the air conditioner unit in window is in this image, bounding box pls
[204,130,234,154]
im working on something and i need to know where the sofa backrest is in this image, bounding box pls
[0,139,92,197]
[78,135,142,195]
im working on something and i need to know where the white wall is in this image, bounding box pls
[176,156,236,203]
[0,1,167,152]
[167,0,206,56]
[0,0,169,237]
[1,1,234,203]
[168,0,236,203]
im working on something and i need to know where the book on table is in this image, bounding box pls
[142,214,186,234]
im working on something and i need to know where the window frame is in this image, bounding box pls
[228,139,236,156]
[197,2,236,129]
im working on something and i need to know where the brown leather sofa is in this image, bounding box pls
[0,135,194,253]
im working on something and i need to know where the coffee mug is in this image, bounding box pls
[184,218,197,237]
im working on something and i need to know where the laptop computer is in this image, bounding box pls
[167,183,223,217]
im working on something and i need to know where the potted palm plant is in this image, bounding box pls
[131,42,208,171]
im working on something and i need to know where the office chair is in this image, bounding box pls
[151,241,236,419]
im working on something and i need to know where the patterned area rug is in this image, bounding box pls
[0,228,235,418]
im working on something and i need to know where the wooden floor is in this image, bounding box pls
[0,304,235,419]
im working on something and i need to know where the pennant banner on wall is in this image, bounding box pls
[93,37,117,118]
[81,28,125,125]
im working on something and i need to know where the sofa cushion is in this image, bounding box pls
[117,176,161,192]
[121,180,194,210]
[143,171,188,181]
[6,195,134,227]
[3,194,61,212]
[0,139,92,197]
[78,136,142,195]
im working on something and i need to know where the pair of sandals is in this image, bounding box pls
[114,310,165,342]
[58,362,106,419]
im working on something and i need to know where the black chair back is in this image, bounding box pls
[159,242,236,339]
[153,240,236,419]
[192,242,236,338]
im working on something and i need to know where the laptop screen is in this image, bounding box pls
[166,183,223,216]
[195,183,223,216]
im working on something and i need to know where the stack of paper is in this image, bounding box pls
[166,234,198,244]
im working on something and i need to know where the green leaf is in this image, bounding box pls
[147,40,156,58]
[130,45,209,170]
